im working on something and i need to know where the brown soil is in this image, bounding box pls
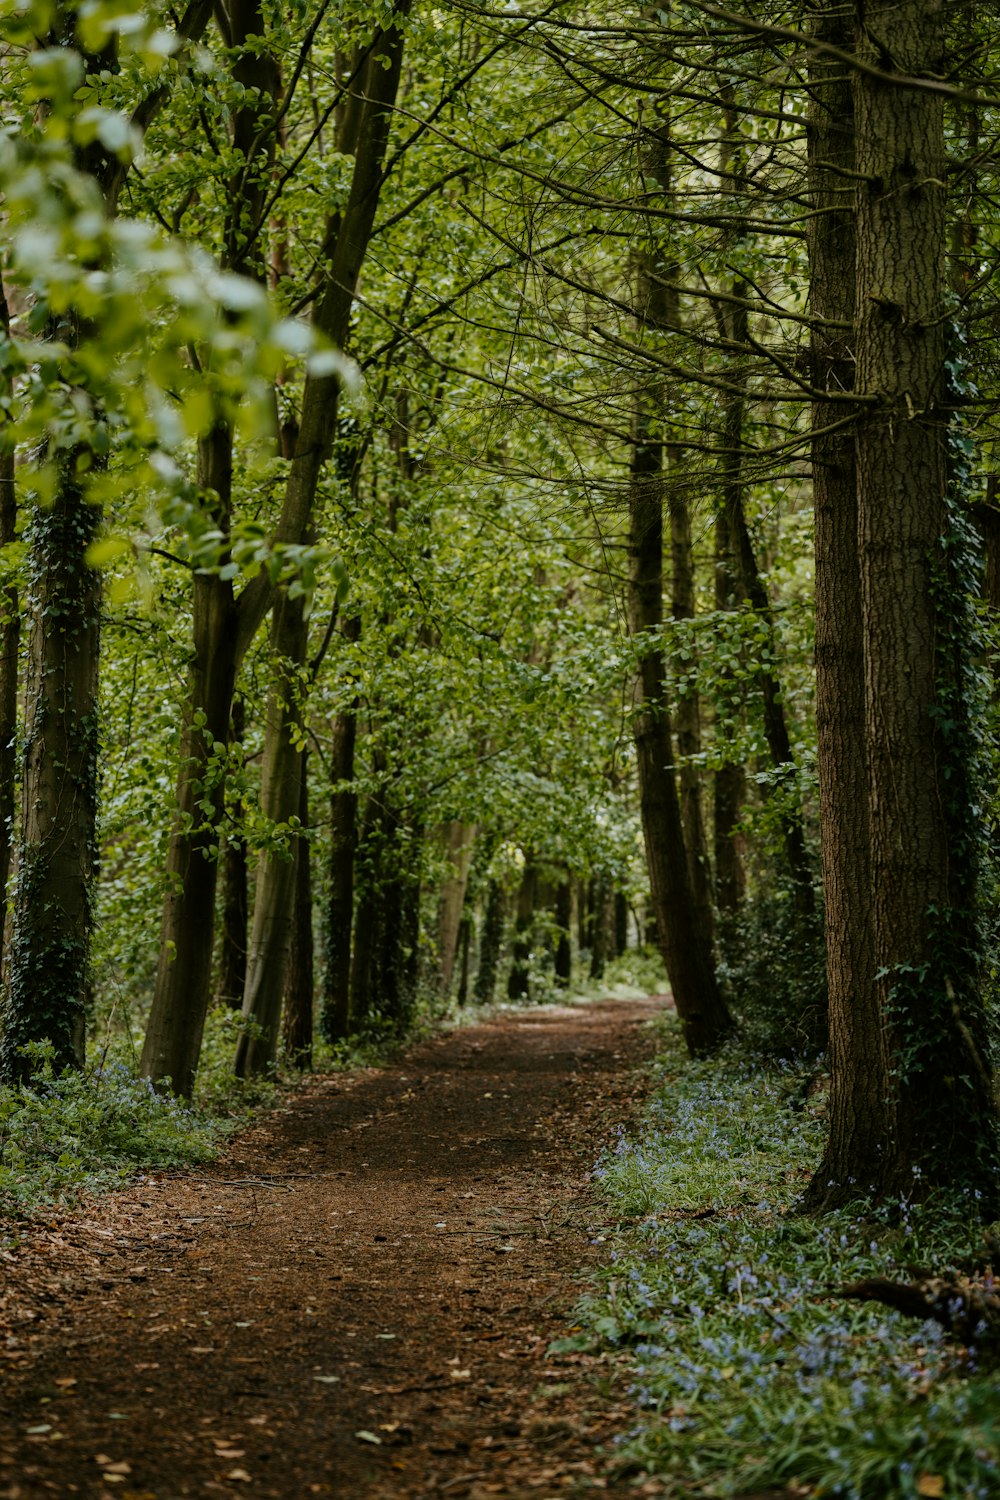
[0,996,670,1500]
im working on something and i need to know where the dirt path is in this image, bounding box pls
[0,996,667,1500]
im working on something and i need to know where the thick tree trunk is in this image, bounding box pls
[217,697,249,1010]
[282,749,314,1069]
[803,3,888,1208]
[854,0,996,1199]
[435,822,476,998]
[0,468,100,1081]
[629,434,731,1056]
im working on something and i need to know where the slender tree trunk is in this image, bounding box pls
[217,696,249,1010]
[713,499,746,916]
[803,3,888,1208]
[234,589,309,1075]
[321,631,360,1043]
[669,486,715,944]
[507,867,535,999]
[729,495,815,915]
[629,431,731,1055]
[614,890,629,957]
[854,0,996,1199]
[554,878,572,986]
[282,748,314,1069]
[141,448,243,1091]
[455,915,471,1006]
[349,797,381,1026]
[475,878,505,1006]
[0,287,18,975]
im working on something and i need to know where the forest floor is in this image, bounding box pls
[0,994,685,1500]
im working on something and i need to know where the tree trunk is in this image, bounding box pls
[614,890,629,958]
[0,465,100,1081]
[507,867,535,1000]
[854,0,996,1200]
[435,822,476,998]
[669,486,715,945]
[217,697,249,1010]
[141,430,245,1093]
[455,915,471,1007]
[803,3,888,1208]
[475,878,505,1006]
[554,878,572,986]
[235,589,309,1076]
[589,874,612,981]
[282,748,314,1069]
[629,432,731,1056]
[321,635,360,1043]
[0,296,18,980]
[713,500,746,917]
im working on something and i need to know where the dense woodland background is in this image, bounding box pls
[0,0,999,1216]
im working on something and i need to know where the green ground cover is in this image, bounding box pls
[571,1015,999,1500]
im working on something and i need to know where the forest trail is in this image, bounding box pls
[0,997,669,1500]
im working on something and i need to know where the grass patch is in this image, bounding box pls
[570,1014,1000,1499]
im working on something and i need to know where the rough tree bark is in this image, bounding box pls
[853,0,996,1199]
[803,2,888,1208]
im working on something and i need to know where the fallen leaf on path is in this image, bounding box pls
[225,1469,252,1482]
[313,1375,340,1384]
[355,1431,382,1445]
[102,1462,131,1476]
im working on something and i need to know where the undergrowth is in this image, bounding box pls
[567,1014,999,1500]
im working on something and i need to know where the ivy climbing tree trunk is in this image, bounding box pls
[0,462,100,1081]
[853,0,996,1200]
